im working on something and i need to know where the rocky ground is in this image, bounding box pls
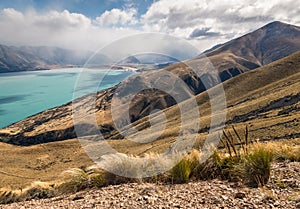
[2,162,300,209]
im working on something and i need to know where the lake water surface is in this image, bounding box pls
[0,68,133,128]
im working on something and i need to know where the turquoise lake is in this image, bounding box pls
[0,68,134,128]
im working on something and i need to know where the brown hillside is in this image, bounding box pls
[0,50,299,147]
[0,50,299,189]
[1,22,300,146]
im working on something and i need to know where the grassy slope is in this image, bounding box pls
[108,51,300,152]
[2,22,300,146]
[0,51,299,189]
[0,139,93,189]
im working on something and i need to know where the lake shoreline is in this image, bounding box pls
[0,68,133,128]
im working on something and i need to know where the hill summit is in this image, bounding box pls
[203,21,300,81]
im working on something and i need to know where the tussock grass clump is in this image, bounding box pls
[194,134,298,188]
[274,144,300,162]
[98,153,156,185]
[194,126,250,181]
[56,166,108,194]
[1,126,298,204]
[194,150,222,180]
[240,145,274,187]
[194,150,241,181]
[103,172,136,186]
[169,157,193,183]
[56,168,89,194]
[98,152,187,184]
[219,126,274,187]
[89,174,105,188]
[0,181,55,204]
[98,153,144,185]
[23,181,55,200]
[169,150,200,183]
[85,165,106,187]
[0,188,20,204]
[195,126,274,187]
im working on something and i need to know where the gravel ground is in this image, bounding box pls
[2,162,300,209]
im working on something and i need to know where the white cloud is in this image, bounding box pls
[0,0,299,54]
[142,0,300,50]
[0,8,24,21]
[95,8,137,26]
[34,10,91,30]
[0,8,140,51]
[0,8,196,61]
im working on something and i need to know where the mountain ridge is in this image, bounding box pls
[204,21,300,71]
[0,50,299,146]
[0,21,300,145]
[0,45,92,73]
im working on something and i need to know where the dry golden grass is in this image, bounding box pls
[0,139,93,189]
[0,137,299,204]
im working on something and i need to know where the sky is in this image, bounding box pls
[0,0,299,53]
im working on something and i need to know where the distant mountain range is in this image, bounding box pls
[0,45,180,73]
[118,56,141,65]
[0,21,300,146]
[116,54,179,72]
[0,45,94,73]
[6,21,298,74]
